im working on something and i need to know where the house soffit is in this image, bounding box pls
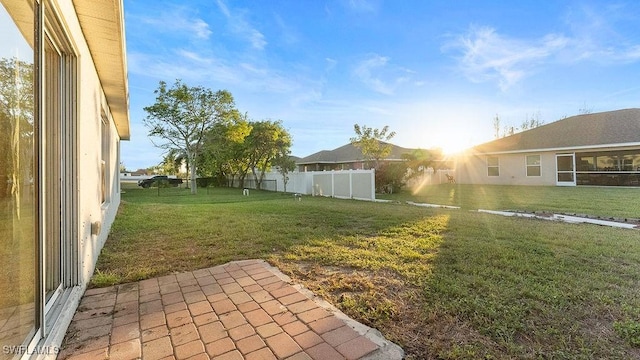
[469,142,640,156]
[72,0,130,140]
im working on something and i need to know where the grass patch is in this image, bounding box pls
[94,185,640,359]
[379,184,640,219]
[90,269,120,287]
[614,320,640,347]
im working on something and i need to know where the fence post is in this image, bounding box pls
[349,170,353,199]
[331,171,335,197]
[370,169,375,200]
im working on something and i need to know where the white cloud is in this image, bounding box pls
[177,49,212,64]
[353,54,412,95]
[129,47,311,97]
[325,58,338,72]
[344,0,377,13]
[563,4,640,64]
[445,26,568,91]
[215,0,267,50]
[619,45,640,61]
[354,55,393,94]
[191,19,213,40]
[446,4,640,91]
[215,0,231,17]
[273,13,299,45]
[128,51,241,84]
[132,9,212,41]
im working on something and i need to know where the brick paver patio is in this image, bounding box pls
[58,260,402,359]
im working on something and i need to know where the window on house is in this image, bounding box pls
[526,155,541,176]
[487,156,499,176]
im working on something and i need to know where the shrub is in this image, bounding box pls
[375,162,408,193]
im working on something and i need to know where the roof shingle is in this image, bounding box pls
[473,108,640,154]
[296,142,414,164]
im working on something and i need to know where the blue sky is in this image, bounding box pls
[121,0,640,171]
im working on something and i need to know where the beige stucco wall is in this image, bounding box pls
[456,151,558,186]
[55,0,123,286]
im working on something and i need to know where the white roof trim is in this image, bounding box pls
[471,142,640,156]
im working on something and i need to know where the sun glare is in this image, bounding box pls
[438,135,473,155]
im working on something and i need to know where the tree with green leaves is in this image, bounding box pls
[349,124,396,169]
[0,57,34,203]
[246,120,292,189]
[157,148,187,176]
[143,80,236,194]
[199,113,252,186]
[375,162,407,193]
[402,148,438,176]
[272,154,296,193]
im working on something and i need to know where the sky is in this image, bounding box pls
[121,0,640,171]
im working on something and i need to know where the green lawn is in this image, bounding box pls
[94,184,640,359]
[378,183,640,219]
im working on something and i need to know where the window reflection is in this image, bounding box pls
[576,151,640,186]
[0,1,36,356]
[487,156,499,176]
[526,155,541,177]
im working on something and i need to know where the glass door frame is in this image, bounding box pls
[41,0,78,337]
[556,153,576,186]
[32,0,79,349]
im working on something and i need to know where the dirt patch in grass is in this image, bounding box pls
[273,259,640,359]
[270,260,502,359]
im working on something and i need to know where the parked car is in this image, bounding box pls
[137,175,183,188]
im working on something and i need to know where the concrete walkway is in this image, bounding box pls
[477,209,640,229]
[58,260,403,360]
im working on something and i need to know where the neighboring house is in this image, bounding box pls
[1,1,129,357]
[296,142,415,172]
[456,109,640,186]
[131,169,153,176]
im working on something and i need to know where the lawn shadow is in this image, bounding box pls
[417,210,640,359]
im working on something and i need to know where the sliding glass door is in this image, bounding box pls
[42,3,77,334]
[0,1,37,356]
[1,1,77,355]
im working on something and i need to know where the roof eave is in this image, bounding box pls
[295,158,406,165]
[73,0,130,140]
[469,142,640,156]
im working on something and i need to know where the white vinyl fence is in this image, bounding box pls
[246,169,376,201]
[310,170,375,200]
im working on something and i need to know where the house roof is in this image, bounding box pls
[297,142,414,164]
[73,0,131,140]
[472,108,640,154]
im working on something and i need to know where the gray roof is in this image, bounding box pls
[473,108,640,154]
[297,142,414,164]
